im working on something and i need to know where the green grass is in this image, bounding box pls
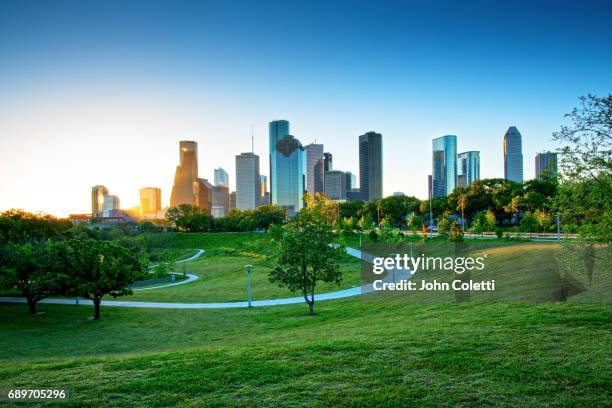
[0,233,610,406]
[121,232,362,303]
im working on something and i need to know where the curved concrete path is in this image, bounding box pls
[0,247,411,309]
[133,249,205,291]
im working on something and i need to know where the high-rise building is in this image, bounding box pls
[214,168,229,187]
[305,143,325,196]
[427,175,432,200]
[432,135,457,198]
[324,152,333,171]
[170,141,199,207]
[457,151,480,188]
[139,187,161,216]
[229,191,236,209]
[269,120,290,202]
[102,195,120,217]
[212,186,230,217]
[271,134,306,216]
[359,131,383,201]
[236,152,260,210]
[347,189,361,201]
[259,175,269,205]
[345,171,357,191]
[197,178,213,214]
[393,192,405,196]
[504,126,523,183]
[91,185,108,217]
[324,170,347,200]
[535,152,558,179]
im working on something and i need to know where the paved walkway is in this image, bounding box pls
[133,249,205,291]
[0,246,412,309]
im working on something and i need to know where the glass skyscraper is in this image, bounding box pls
[432,135,457,197]
[305,143,324,196]
[269,120,290,203]
[91,185,108,217]
[535,152,557,179]
[504,126,523,183]
[457,151,480,188]
[359,131,383,201]
[170,141,199,207]
[214,167,229,187]
[271,134,306,216]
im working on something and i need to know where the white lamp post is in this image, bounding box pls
[245,264,253,307]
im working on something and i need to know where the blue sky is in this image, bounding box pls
[1,0,611,215]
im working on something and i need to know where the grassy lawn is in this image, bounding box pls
[121,232,362,303]
[0,233,610,406]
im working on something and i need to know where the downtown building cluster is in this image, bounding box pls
[429,126,558,199]
[81,122,557,223]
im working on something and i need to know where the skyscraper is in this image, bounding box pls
[271,134,306,216]
[535,152,558,179]
[214,167,229,187]
[345,171,357,191]
[269,120,290,202]
[197,178,213,214]
[235,152,260,210]
[504,126,523,183]
[170,141,199,207]
[324,152,333,171]
[259,175,269,205]
[212,185,230,217]
[91,185,108,217]
[102,195,120,217]
[432,135,457,197]
[457,151,480,188]
[324,170,347,200]
[139,187,161,216]
[305,143,325,196]
[359,131,383,201]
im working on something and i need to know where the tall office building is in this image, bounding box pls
[504,126,523,183]
[457,151,480,188]
[170,141,199,207]
[271,134,306,216]
[214,168,229,187]
[359,131,383,201]
[324,152,333,171]
[535,152,558,179]
[139,187,161,216]
[345,171,357,191]
[432,135,457,197]
[259,175,269,205]
[269,120,290,202]
[102,195,120,217]
[305,143,325,195]
[212,186,230,217]
[91,185,108,217]
[229,192,236,209]
[197,178,213,214]
[324,170,347,200]
[236,152,260,210]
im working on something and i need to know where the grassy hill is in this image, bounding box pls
[0,233,610,407]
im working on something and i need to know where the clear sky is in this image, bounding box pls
[1,0,611,217]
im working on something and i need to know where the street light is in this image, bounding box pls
[245,264,253,307]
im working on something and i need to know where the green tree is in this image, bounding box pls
[449,221,464,242]
[269,210,343,315]
[485,209,496,232]
[552,94,611,241]
[67,240,146,319]
[253,205,285,230]
[472,219,484,237]
[437,213,451,237]
[534,209,552,233]
[0,241,67,313]
[519,211,539,232]
[406,212,421,236]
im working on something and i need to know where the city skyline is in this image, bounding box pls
[1,1,611,216]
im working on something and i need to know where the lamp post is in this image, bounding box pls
[245,264,252,307]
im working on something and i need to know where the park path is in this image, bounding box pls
[132,249,205,291]
[0,247,411,309]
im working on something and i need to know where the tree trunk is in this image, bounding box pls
[308,301,314,315]
[93,298,101,320]
[26,296,37,314]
